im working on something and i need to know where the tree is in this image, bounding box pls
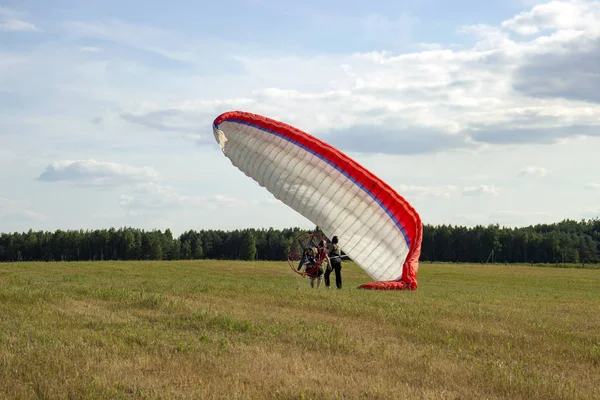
[240,230,257,261]
[181,240,192,259]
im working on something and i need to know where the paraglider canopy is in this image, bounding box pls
[213,111,423,290]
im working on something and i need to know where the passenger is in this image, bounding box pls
[302,241,330,289]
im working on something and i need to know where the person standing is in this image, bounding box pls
[300,241,330,289]
[325,236,343,289]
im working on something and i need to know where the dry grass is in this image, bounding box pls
[0,260,599,399]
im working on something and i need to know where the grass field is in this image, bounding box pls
[1,260,599,399]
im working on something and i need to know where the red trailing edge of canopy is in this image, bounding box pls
[358,228,421,291]
[357,280,417,291]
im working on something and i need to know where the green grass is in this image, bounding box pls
[1,260,599,399]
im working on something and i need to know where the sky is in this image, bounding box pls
[1,0,599,236]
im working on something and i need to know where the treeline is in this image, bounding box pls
[0,219,599,264]
[420,219,600,264]
[0,227,305,263]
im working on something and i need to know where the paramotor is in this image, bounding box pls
[286,230,326,277]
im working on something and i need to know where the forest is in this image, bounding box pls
[1,218,599,264]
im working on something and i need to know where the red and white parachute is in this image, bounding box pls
[212,111,423,290]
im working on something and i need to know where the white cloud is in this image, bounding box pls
[454,213,487,224]
[396,184,459,198]
[519,165,547,177]
[101,1,600,157]
[463,185,500,196]
[61,19,238,64]
[460,173,490,181]
[452,210,555,227]
[0,199,44,223]
[488,210,553,225]
[0,7,40,32]
[79,46,102,53]
[119,182,246,216]
[585,183,600,189]
[34,159,247,216]
[37,160,159,187]
[491,210,552,218]
[119,98,256,142]
[501,0,600,35]
[0,19,39,32]
[583,206,600,218]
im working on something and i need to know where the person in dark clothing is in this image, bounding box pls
[297,247,317,271]
[325,236,342,289]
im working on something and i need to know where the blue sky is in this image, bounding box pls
[1,0,600,235]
